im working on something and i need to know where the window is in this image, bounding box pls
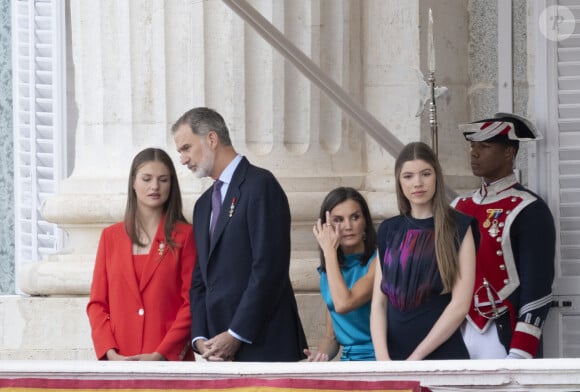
[536,0,580,357]
[12,0,66,274]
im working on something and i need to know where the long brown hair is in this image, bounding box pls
[394,142,458,292]
[124,148,187,249]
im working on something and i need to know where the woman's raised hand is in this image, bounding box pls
[313,211,340,252]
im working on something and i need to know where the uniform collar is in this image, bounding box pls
[480,173,518,198]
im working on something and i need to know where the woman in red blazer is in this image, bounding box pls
[87,148,196,361]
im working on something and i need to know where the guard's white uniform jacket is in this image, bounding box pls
[452,174,555,358]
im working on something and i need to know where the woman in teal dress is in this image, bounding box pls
[304,187,377,361]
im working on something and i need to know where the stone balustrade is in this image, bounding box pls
[1,359,580,391]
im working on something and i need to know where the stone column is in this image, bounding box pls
[20,0,175,295]
[21,0,373,295]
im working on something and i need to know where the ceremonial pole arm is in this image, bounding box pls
[427,8,438,155]
[429,72,438,156]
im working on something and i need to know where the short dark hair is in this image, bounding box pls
[492,138,520,156]
[171,107,232,146]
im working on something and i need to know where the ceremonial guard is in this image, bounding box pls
[452,113,556,359]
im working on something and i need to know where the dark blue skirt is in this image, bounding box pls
[387,293,469,360]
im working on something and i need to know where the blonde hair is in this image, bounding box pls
[394,142,459,292]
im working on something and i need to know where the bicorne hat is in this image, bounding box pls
[459,112,543,142]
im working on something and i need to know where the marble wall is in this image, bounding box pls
[0,0,14,294]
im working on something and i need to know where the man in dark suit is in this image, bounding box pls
[172,107,308,362]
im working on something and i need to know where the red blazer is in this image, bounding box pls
[87,216,196,360]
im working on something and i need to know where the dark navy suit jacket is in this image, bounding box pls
[190,157,307,361]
